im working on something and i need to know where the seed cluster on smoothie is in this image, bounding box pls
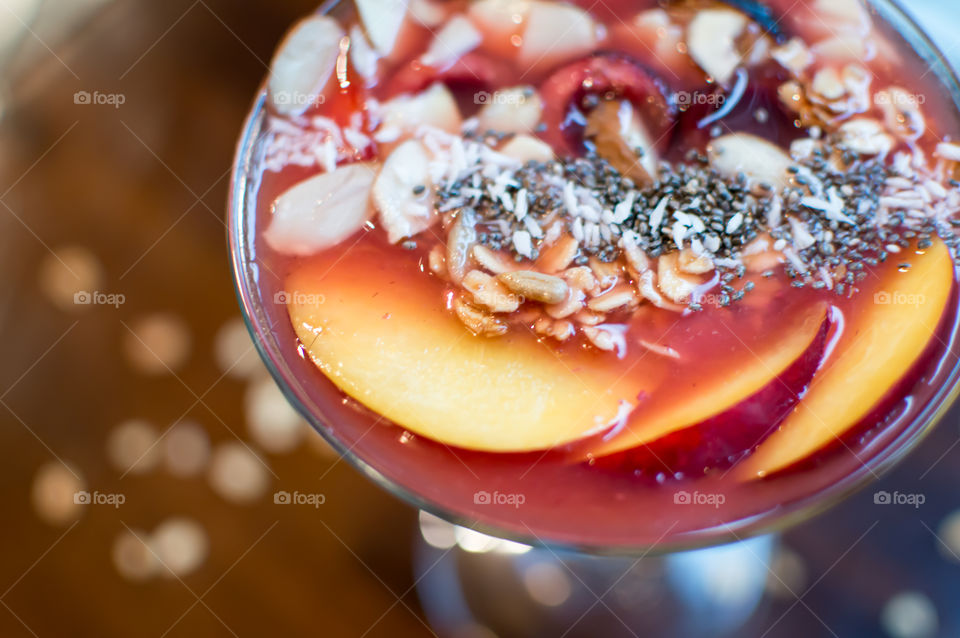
[251,0,960,485]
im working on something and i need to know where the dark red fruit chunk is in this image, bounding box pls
[538,53,676,156]
[668,60,802,158]
[594,315,830,480]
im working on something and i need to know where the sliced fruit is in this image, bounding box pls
[268,15,344,116]
[587,302,828,458]
[378,82,462,137]
[518,2,597,72]
[410,0,448,27]
[468,0,530,58]
[286,254,639,452]
[477,86,543,134]
[421,15,483,69]
[539,53,675,156]
[264,163,378,256]
[356,0,408,57]
[707,133,793,189]
[499,134,554,162]
[596,315,829,476]
[737,239,954,478]
[373,140,436,243]
[348,24,379,83]
[687,8,748,84]
[585,100,658,185]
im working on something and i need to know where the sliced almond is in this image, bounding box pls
[588,257,622,290]
[535,235,579,273]
[499,135,554,163]
[356,0,408,57]
[619,233,651,274]
[837,118,894,156]
[534,317,575,342]
[477,86,543,134]
[471,245,517,275]
[573,309,604,326]
[936,142,960,162]
[657,253,700,304]
[421,15,483,68]
[428,244,447,277]
[582,325,626,355]
[410,0,448,27]
[546,287,585,319]
[585,101,658,186]
[373,140,437,244]
[379,83,462,137]
[498,270,569,305]
[687,8,748,84]
[811,67,845,101]
[587,284,638,313]
[348,25,380,82]
[462,270,520,313]
[468,0,531,57]
[265,163,377,256]
[677,248,714,275]
[562,266,598,293]
[268,16,344,116]
[452,296,507,337]
[771,37,814,75]
[519,2,597,71]
[707,133,793,189]
[446,211,477,284]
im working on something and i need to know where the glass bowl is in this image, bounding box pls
[228,0,960,555]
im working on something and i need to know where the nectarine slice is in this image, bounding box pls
[285,255,643,453]
[587,302,828,458]
[738,239,954,478]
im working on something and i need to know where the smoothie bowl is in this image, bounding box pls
[229,0,960,552]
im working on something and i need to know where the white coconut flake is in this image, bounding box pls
[514,188,528,221]
[649,197,669,229]
[726,212,744,234]
[513,230,533,258]
[788,217,816,250]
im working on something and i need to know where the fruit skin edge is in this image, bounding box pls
[285,253,639,453]
[737,238,956,479]
[587,315,830,479]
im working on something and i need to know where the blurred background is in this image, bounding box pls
[2,0,960,636]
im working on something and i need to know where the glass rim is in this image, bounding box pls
[227,0,960,556]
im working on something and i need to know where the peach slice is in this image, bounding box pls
[587,302,828,458]
[285,255,642,452]
[737,239,954,478]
